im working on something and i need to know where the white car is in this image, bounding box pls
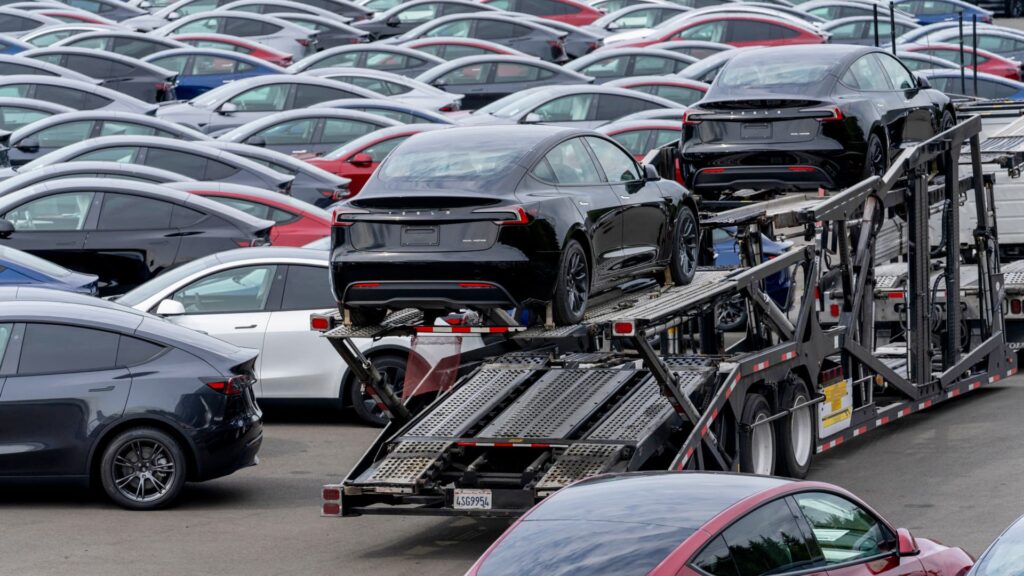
[116,246,410,425]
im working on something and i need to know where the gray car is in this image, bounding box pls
[353,0,500,40]
[315,97,456,124]
[0,75,157,114]
[0,96,72,130]
[565,47,697,82]
[18,23,113,46]
[272,13,370,49]
[21,47,179,102]
[921,27,1024,61]
[459,84,678,128]
[393,13,570,62]
[398,35,533,59]
[59,0,149,21]
[0,7,60,33]
[416,55,592,109]
[51,29,188,57]
[0,161,194,197]
[288,43,445,76]
[521,16,604,58]
[122,0,239,32]
[5,111,211,166]
[586,3,691,34]
[7,135,294,191]
[822,15,919,46]
[646,39,733,59]
[218,108,401,157]
[303,67,464,111]
[202,140,352,207]
[157,75,382,135]
[154,11,317,59]
[0,53,96,81]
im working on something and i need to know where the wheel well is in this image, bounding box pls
[340,346,413,405]
[89,418,199,484]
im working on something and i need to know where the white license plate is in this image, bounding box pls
[454,489,492,510]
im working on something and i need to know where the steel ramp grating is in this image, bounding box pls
[586,377,675,442]
[537,443,625,490]
[614,270,736,323]
[365,441,450,485]
[405,369,533,438]
[477,369,634,439]
[323,308,423,339]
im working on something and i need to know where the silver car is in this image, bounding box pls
[115,247,412,425]
[302,67,464,111]
[154,10,317,59]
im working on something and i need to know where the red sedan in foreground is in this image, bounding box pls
[467,473,973,576]
[170,182,330,247]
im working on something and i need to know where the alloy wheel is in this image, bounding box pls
[678,210,698,278]
[111,439,176,504]
[789,394,813,468]
[565,249,588,316]
[751,413,775,476]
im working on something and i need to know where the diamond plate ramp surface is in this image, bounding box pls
[536,443,625,490]
[586,377,675,443]
[405,368,533,438]
[364,441,450,485]
[477,369,633,439]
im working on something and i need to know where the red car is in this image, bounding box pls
[480,0,603,26]
[904,43,1021,81]
[37,10,115,25]
[467,473,974,576]
[613,15,827,48]
[169,182,330,247]
[170,33,294,67]
[307,124,449,197]
[401,37,530,59]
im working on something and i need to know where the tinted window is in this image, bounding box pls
[794,492,894,564]
[442,43,490,58]
[0,323,11,367]
[610,128,649,156]
[977,78,1020,99]
[651,84,704,105]
[312,51,360,68]
[281,264,334,310]
[678,20,727,42]
[36,85,110,109]
[99,121,159,137]
[426,19,472,37]
[208,196,288,220]
[223,18,274,36]
[634,55,678,75]
[721,499,815,575]
[367,51,423,70]
[692,536,738,576]
[6,192,94,231]
[32,120,93,147]
[362,135,408,160]
[203,159,238,180]
[171,264,277,313]
[258,118,317,145]
[171,204,206,227]
[522,0,572,15]
[541,138,602,184]
[441,62,492,85]
[113,37,165,58]
[320,119,377,143]
[229,83,290,111]
[492,62,542,82]
[142,147,207,175]
[397,2,438,22]
[294,85,357,108]
[0,107,50,130]
[877,53,915,90]
[75,146,137,162]
[594,94,660,121]
[193,54,239,75]
[0,62,54,76]
[842,54,890,90]
[476,20,522,40]
[175,17,220,34]
[65,54,115,77]
[19,323,120,374]
[116,336,165,366]
[582,56,628,78]
[151,54,189,74]
[98,193,174,230]
[652,128,679,148]
[0,15,38,33]
[532,93,594,121]
[586,136,640,182]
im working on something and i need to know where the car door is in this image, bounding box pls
[791,492,927,576]
[260,264,343,398]
[535,137,624,283]
[435,61,493,109]
[10,119,94,166]
[839,54,907,148]
[82,192,182,294]
[875,52,936,143]
[0,322,130,477]
[0,191,94,273]
[689,497,830,576]
[585,135,667,274]
[252,117,318,156]
[159,263,282,391]
[528,93,596,127]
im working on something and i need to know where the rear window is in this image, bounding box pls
[716,60,832,91]
[379,138,524,182]
[476,520,693,576]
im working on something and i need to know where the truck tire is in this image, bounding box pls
[349,354,406,426]
[552,239,589,325]
[99,427,186,510]
[670,205,699,286]
[775,378,814,479]
[739,393,775,476]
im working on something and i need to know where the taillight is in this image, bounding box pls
[612,320,635,336]
[682,110,705,125]
[473,206,529,225]
[297,38,311,46]
[310,313,332,331]
[332,207,369,227]
[458,282,493,288]
[808,105,844,123]
[788,166,816,172]
[1012,299,1021,315]
[830,303,840,317]
[439,103,458,112]
[236,236,267,247]
[205,375,254,395]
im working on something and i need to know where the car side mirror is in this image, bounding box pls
[167,10,180,20]
[431,77,447,87]
[349,152,373,166]
[642,163,660,181]
[915,74,931,89]
[0,218,13,239]
[156,299,186,316]
[522,112,542,124]
[140,0,152,8]
[15,137,38,153]
[897,528,919,557]
[385,15,400,26]
[218,102,238,115]
[244,135,266,147]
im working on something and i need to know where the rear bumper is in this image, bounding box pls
[692,165,834,192]
[682,141,859,192]
[192,394,263,482]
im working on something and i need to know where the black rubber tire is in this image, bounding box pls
[716,295,748,332]
[348,307,386,326]
[349,354,406,426]
[862,132,887,180]
[99,427,186,511]
[669,205,699,286]
[774,378,814,479]
[552,239,589,325]
[738,393,775,476]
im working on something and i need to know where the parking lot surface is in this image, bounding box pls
[2,378,1023,576]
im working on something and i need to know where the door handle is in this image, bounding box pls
[291,149,308,154]
[89,385,115,392]
[235,324,258,329]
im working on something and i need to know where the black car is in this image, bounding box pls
[22,47,179,103]
[330,125,699,326]
[354,0,499,40]
[416,55,593,109]
[680,44,954,195]
[0,286,262,509]
[5,111,210,166]
[0,178,273,294]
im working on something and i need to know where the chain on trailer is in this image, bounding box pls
[317,115,1016,519]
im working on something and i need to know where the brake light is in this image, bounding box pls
[310,314,331,331]
[473,206,529,225]
[788,166,816,172]
[811,105,844,123]
[612,320,635,336]
[704,168,726,174]
[332,207,369,227]
[352,283,380,288]
[830,304,840,317]
[205,375,253,395]
[1012,299,1022,315]
[682,110,704,125]
[458,282,493,288]
[297,38,311,46]
[439,103,458,112]
[236,236,267,247]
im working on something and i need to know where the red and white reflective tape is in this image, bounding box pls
[455,441,566,449]
[725,373,740,399]
[876,416,890,426]
[918,399,933,411]
[818,436,844,453]
[989,374,1001,383]
[970,381,983,390]
[678,447,696,470]
[780,351,797,362]
[751,360,770,373]
[1009,367,1019,377]
[947,388,961,399]
[415,326,527,334]
[852,426,868,437]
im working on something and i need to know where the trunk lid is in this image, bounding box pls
[692,99,833,145]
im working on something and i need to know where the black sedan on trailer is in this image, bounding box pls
[680,44,954,195]
[0,287,262,510]
[330,125,699,326]
[0,178,273,294]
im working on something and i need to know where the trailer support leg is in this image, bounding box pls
[328,336,413,424]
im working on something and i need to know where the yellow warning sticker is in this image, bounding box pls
[822,408,852,428]
[823,380,848,412]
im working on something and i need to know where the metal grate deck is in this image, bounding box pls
[323,308,423,339]
[586,377,675,442]
[405,369,533,438]
[365,441,450,485]
[536,443,625,490]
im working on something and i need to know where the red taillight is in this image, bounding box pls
[812,105,844,123]
[813,286,820,300]
[205,375,253,396]
[1012,299,1021,314]
[612,320,635,336]
[322,487,341,501]
[333,207,369,227]
[704,168,726,174]
[458,282,493,288]
[888,291,904,300]
[473,206,529,226]
[830,303,840,317]
[788,166,816,172]
[352,282,380,288]
[682,110,704,125]
[439,103,458,112]
[235,238,261,247]
[310,315,331,331]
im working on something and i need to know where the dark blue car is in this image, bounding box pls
[713,228,794,331]
[0,245,98,294]
[920,69,1024,100]
[143,48,286,101]
[893,0,992,25]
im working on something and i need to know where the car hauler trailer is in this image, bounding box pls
[318,116,1015,518]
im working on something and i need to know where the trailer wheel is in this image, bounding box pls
[775,379,814,479]
[739,393,775,476]
[349,354,406,426]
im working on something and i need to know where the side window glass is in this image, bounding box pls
[366,52,415,70]
[541,138,602,185]
[171,204,206,227]
[594,94,659,120]
[634,55,675,75]
[229,83,290,111]
[313,52,360,68]
[678,21,726,42]
[610,129,650,156]
[362,136,407,160]
[209,196,270,219]
[203,159,239,180]
[320,119,377,144]
[441,63,492,85]
[112,38,163,58]
[720,499,816,575]
[532,93,594,122]
[426,20,471,37]
[293,85,355,108]
[258,118,317,145]
[586,136,641,182]
[794,492,895,564]
[97,193,174,230]
[193,55,238,75]
[842,54,890,90]
[19,324,119,374]
[6,192,94,231]
[0,107,49,130]
[692,535,738,576]
[281,265,334,310]
[150,54,189,74]
[582,56,628,79]
[175,17,219,34]
[99,121,158,137]
[653,84,704,106]
[170,265,277,314]
[33,120,94,148]
[877,53,915,90]
[0,323,11,369]
[397,2,437,22]
[475,20,518,40]
[142,148,208,176]
[116,336,164,366]
[75,146,137,163]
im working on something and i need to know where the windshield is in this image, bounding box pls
[477,520,693,576]
[476,88,550,118]
[116,256,218,308]
[0,245,72,277]
[973,519,1024,576]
